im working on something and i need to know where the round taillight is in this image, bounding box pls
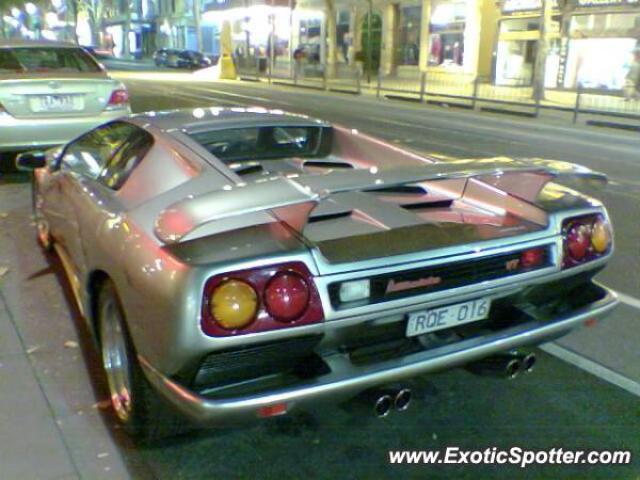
[210,279,258,329]
[521,247,544,268]
[264,272,310,322]
[566,222,591,261]
[591,218,610,253]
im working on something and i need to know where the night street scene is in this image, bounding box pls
[1,0,640,479]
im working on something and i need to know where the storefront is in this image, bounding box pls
[563,1,640,90]
[202,0,293,68]
[494,0,561,86]
[427,0,470,70]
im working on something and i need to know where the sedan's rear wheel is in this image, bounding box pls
[97,281,186,441]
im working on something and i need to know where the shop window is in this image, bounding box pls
[500,18,540,33]
[429,31,464,67]
[570,13,640,37]
[337,10,352,63]
[564,37,637,89]
[495,40,536,85]
[429,0,466,67]
[397,6,421,66]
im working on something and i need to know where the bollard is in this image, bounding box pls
[323,65,328,91]
[376,69,382,99]
[472,76,479,110]
[419,71,426,103]
[573,85,582,124]
[356,68,361,95]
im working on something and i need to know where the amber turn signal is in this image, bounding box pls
[591,218,610,253]
[210,279,258,329]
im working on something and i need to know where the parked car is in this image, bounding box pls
[18,107,618,440]
[153,48,180,67]
[0,40,131,170]
[154,49,212,69]
[176,50,212,69]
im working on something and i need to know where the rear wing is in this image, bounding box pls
[154,158,607,245]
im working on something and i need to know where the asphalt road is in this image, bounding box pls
[1,66,639,479]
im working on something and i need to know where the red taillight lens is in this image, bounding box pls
[562,214,611,268]
[566,223,591,261]
[201,262,323,337]
[264,272,310,321]
[108,89,129,106]
[520,247,545,269]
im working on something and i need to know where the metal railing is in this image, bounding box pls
[236,57,361,94]
[236,58,640,128]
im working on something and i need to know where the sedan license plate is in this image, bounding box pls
[406,298,491,337]
[36,95,76,112]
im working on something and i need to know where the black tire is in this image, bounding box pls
[0,152,17,174]
[97,280,186,441]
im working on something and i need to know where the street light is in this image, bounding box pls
[25,3,38,16]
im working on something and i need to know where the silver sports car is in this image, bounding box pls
[0,40,131,161]
[18,107,618,440]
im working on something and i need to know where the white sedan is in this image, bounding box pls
[0,39,131,168]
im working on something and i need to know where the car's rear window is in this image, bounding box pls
[0,47,102,73]
[188,125,332,162]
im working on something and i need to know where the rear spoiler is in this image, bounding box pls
[154,158,607,244]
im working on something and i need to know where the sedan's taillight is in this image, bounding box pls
[107,89,129,108]
[201,262,324,336]
[562,214,612,268]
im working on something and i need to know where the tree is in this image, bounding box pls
[532,0,553,102]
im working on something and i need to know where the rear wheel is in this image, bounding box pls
[97,280,186,441]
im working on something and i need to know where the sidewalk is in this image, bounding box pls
[0,178,133,480]
[236,60,640,118]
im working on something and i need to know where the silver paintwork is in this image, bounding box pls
[31,107,617,424]
[138,284,617,425]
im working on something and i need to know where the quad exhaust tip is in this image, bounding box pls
[466,351,537,379]
[394,388,412,412]
[520,352,537,373]
[358,387,413,417]
[374,394,394,418]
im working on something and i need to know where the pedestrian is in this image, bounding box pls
[293,45,305,79]
[624,47,640,101]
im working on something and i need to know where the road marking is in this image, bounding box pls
[618,292,640,310]
[541,342,640,398]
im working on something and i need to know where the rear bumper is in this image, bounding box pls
[139,282,618,426]
[0,108,130,152]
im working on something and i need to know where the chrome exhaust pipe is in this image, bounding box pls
[516,352,537,373]
[466,354,522,380]
[394,388,412,412]
[373,394,394,418]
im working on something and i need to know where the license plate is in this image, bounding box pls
[406,298,491,337]
[35,95,77,112]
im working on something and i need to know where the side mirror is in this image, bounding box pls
[16,151,47,171]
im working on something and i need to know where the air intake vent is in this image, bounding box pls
[365,185,427,195]
[401,199,453,210]
[304,160,354,169]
